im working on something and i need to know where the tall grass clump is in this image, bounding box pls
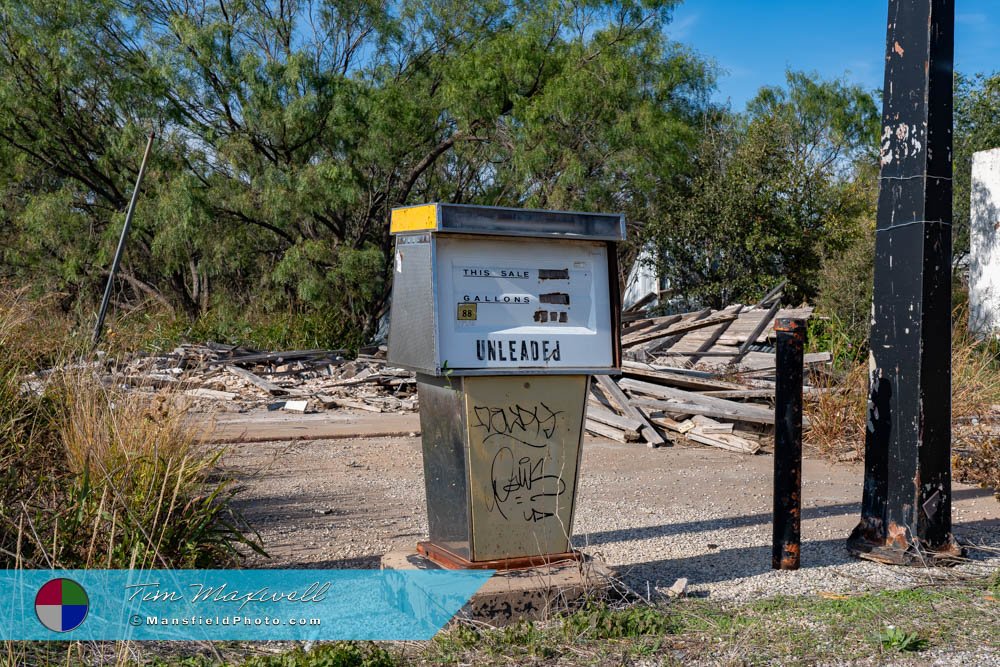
[803,362,868,460]
[0,288,64,567]
[806,305,1000,498]
[0,288,263,570]
[952,312,1000,498]
[51,374,264,568]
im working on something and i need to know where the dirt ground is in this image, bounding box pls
[220,410,1000,600]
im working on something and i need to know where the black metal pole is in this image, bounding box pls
[773,318,805,570]
[848,0,962,565]
[92,132,155,349]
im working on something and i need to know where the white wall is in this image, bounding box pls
[970,148,1000,338]
[622,245,660,310]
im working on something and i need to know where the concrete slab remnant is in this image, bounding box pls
[381,550,616,625]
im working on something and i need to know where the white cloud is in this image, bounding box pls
[669,12,699,40]
[956,12,988,24]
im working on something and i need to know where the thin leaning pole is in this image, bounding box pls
[92,131,155,349]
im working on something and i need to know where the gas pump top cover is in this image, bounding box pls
[390,203,625,240]
[388,203,624,376]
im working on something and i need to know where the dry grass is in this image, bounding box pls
[0,287,76,365]
[1,287,267,666]
[806,307,1000,498]
[50,371,263,569]
[0,288,264,571]
[804,362,868,460]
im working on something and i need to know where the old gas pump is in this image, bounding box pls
[387,204,623,568]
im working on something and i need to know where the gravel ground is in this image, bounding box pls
[573,440,1000,602]
[223,426,1000,603]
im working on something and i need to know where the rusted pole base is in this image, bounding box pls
[847,526,964,566]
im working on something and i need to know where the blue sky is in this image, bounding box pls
[669,1,1000,110]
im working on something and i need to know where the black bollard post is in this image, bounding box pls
[773,317,806,570]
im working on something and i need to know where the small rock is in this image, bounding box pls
[667,578,688,598]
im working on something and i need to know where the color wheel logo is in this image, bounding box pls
[35,578,89,632]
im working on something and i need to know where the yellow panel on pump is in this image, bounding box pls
[390,204,439,233]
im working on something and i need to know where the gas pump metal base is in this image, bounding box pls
[847,523,964,567]
[417,373,589,568]
[416,541,582,571]
[381,549,615,624]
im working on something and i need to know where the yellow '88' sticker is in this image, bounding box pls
[457,303,477,321]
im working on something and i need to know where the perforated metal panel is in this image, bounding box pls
[387,233,439,373]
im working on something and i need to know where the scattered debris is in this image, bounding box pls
[25,344,416,415]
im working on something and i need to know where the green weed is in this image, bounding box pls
[879,626,929,652]
[562,602,678,639]
[237,642,398,667]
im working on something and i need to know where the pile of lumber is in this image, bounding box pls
[27,344,417,414]
[585,285,831,453]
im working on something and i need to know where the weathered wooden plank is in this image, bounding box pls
[623,291,658,313]
[594,375,667,446]
[586,404,644,432]
[623,310,735,348]
[736,352,834,375]
[691,415,734,433]
[620,314,684,345]
[621,318,657,334]
[215,349,346,365]
[585,419,636,443]
[717,306,814,346]
[687,427,760,454]
[588,387,618,412]
[703,387,828,399]
[621,361,744,392]
[225,364,293,396]
[630,309,713,361]
[621,378,777,425]
[655,350,739,357]
[632,396,774,425]
[685,305,745,366]
[126,375,203,390]
[755,280,787,308]
[322,397,384,413]
[702,389,776,399]
[733,300,782,363]
[184,388,237,401]
[647,415,689,433]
